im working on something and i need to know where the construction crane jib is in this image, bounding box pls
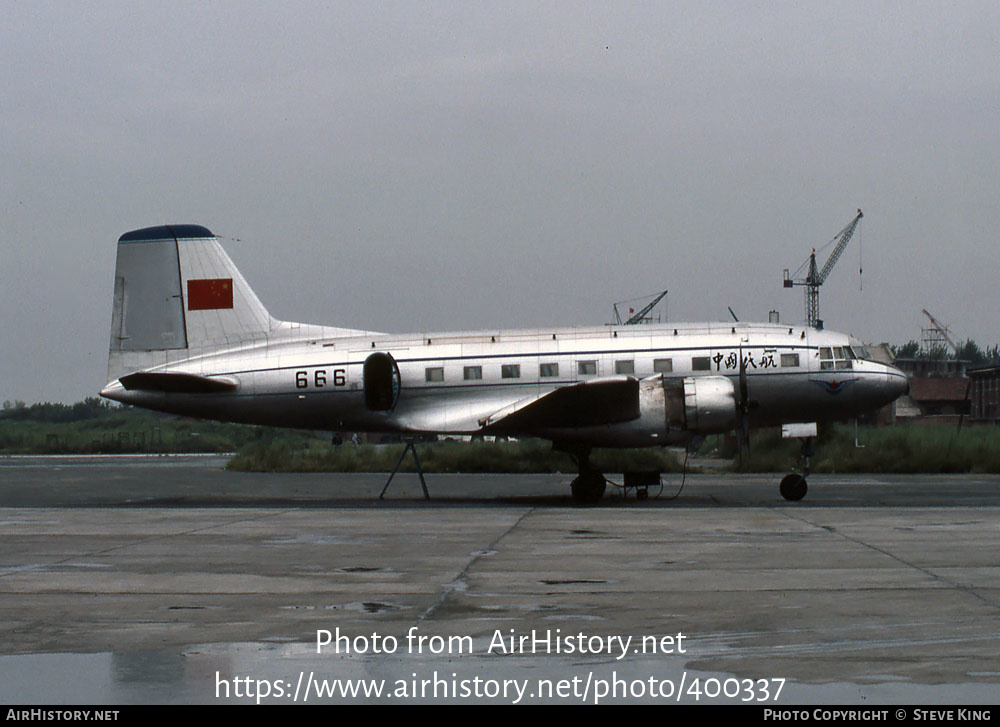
[921,308,959,354]
[783,209,863,330]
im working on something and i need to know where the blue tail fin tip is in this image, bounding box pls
[118,224,214,243]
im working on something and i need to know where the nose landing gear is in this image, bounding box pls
[779,436,813,501]
[779,473,808,501]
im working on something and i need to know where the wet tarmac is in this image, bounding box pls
[1,455,998,704]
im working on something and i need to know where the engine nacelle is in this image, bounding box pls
[545,374,740,448]
[661,375,739,434]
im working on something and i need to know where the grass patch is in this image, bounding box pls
[225,437,686,474]
[0,400,311,454]
[9,398,997,474]
[720,423,1000,474]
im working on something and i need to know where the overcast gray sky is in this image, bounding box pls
[2,1,998,404]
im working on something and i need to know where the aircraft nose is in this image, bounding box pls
[857,364,909,409]
[886,365,909,399]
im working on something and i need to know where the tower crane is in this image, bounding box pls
[921,308,959,354]
[613,289,668,325]
[783,209,863,329]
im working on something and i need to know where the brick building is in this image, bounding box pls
[968,365,1000,422]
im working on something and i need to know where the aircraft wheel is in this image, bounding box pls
[779,473,808,501]
[571,472,606,503]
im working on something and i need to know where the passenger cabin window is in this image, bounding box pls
[464,366,482,380]
[539,363,559,378]
[780,353,800,368]
[425,367,444,382]
[653,358,673,373]
[578,360,597,376]
[615,360,634,375]
[501,364,521,379]
[692,356,711,371]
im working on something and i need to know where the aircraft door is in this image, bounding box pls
[363,352,401,411]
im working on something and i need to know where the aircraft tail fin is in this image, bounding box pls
[106,224,275,382]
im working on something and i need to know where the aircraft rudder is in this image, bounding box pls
[106,224,275,384]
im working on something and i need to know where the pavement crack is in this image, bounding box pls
[777,509,1000,611]
[416,507,536,624]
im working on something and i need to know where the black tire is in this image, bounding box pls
[571,472,607,503]
[779,473,808,501]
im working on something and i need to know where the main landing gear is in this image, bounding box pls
[571,468,607,503]
[558,443,607,504]
[779,437,813,502]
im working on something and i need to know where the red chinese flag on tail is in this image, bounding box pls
[187,278,234,310]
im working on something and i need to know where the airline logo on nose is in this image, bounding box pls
[812,379,855,396]
[187,278,234,310]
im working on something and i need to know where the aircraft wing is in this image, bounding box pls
[479,376,640,433]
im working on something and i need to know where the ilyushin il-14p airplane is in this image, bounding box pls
[100,224,909,503]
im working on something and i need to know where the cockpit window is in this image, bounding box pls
[820,346,852,370]
[820,347,833,370]
[833,347,851,369]
[851,345,871,360]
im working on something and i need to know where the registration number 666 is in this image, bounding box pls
[295,369,346,388]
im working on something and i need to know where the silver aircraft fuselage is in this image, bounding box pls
[101,320,908,447]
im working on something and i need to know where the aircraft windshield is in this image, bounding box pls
[819,347,853,370]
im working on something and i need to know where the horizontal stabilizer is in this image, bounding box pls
[119,372,238,394]
[480,377,640,432]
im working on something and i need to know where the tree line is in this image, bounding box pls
[890,339,1000,366]
[1,397,116,423]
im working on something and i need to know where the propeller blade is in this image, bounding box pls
[739,352,748,406]
[742,409,751,457]
[738,345,751,460]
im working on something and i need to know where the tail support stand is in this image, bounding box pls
[379,441,430,501]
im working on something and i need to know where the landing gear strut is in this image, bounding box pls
[779,437,813,501]
[557,443,606,504]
